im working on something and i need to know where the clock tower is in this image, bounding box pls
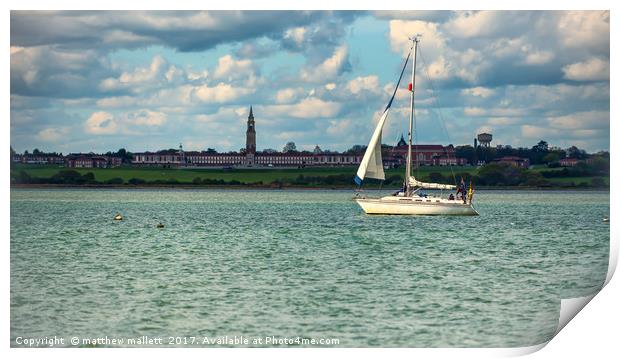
[245,106,256,165]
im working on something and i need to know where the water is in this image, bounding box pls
[10,189,609,347]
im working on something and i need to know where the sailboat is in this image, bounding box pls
[354,36,478,216]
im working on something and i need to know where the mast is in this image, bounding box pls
[405,35,419,196]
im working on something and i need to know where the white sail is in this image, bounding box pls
[355,108,390,184]
[408,176,456,190]
[354,49,411,186]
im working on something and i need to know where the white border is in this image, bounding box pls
[4,1,617,357]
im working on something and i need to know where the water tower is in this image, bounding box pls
[477,133,493,148]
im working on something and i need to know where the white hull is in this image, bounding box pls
[355,196,478,216]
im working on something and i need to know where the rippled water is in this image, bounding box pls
[10,189,609,347]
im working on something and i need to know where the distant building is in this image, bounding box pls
[559,158,579,167]
[245,106,256,166]
[65,154,122,168]
[12,154,64,165]
[131,108,466,168]
[385,142,465,167]
[494,156,530,168]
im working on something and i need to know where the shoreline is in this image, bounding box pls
[9,184,610,191]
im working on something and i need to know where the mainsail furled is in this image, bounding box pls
[354,50,412,186]
[408,177,456,190]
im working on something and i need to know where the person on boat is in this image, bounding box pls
[456,178,466,202]
[449,194,455,201]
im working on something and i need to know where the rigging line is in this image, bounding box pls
[413,99,420,181]
[417,46,458,186]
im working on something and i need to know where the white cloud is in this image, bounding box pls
[444,11,504,38]
[346,76,380,94]
[275,87,305,104]
[262,97,341,119]
[464,107,526,117]
[388,20,445,57]
[462,87,494,98]
[326,119,352,136]
[85,111,118,135]
[99,55,174,92]
[213,54,253,80]
[300,45,349,82]
[195,106,247,123]
[525,50,554,65]
[562,58,609,81]
[546,110,609,130]
[557,11,610,53]
[120,55,166,83]
[96,96,137,108]
[193,83,255,103]
[325,83,336,91]
[283,27,306,46]
[37,127,69,142]
[187,69,209,81]
[129,110,167,126]
[426,56,450,80]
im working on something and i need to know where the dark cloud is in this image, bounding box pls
[11,11,354,52]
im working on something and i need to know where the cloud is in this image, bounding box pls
[99,55,178,92]
[525,50,554,65]
[461,86,494,98]
[213,55,254,80]
[37,127,70,142]
[346,76,380,95]
[261,97,341,119]
[326,119,353,135]
[193,83,255,103]
[129,110,167,126]
[11,45,114,98]
[9,11,611,153]
[443,11,534,39]
[275,87,306,104]
[95,96,138,108]
[11,11,330,52]
[546,110,609,130]
[464,107,526,117]
[373,10,454,23]
[562,58,610,81]
[300,45,350,82]
[283,27,307,46]
[194,106,248,123]
[556,11,610,54]
[388,20,446,57]
[85,111,118,135]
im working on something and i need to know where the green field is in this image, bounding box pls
[10,164,474,184]
[10,164,607,188]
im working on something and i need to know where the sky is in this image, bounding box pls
[10,10,610,154]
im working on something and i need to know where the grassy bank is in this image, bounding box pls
[10,163,609,189]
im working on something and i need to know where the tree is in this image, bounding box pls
[542,152,561,164]
[532,140,549,153]
[567,146,587,159]
[206,148,217,153]
[345,145,366,154]
[32,148,41,155]
[455,145,475,164]
[282,142,297,153]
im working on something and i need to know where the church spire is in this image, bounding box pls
[249,105,254,119]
